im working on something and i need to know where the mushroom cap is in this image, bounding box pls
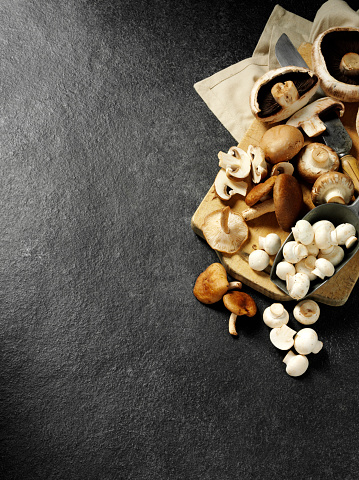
[270,324,296,350]
[273,174,303,231]
[250,66,319,123]
[260,125,304,165]
[296,143,340,184]
[222,291,257,317]
[311,171,354,206]
[293,299,320,325]
[202,207,249,255]
[263,303,289,328]
[276,261,296,281]
[245,176,276,207]
[283,352,309,377]
[258,233,281,256]
[248,249,270,271]
[318,245,345,266]
[286,272,310,300]
[292,219,315,245]
[312,27,359,102]
[294,328,319,355]
[193,263,229,304]
[218,147,251,180]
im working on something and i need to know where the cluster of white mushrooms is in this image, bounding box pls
[263,299,322,376]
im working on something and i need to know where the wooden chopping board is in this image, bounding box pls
[191,43,359,306]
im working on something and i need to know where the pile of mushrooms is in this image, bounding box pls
[263,299,322,377]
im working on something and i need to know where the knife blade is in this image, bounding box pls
[275,33,359,192]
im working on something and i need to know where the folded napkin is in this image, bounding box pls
[194,0,359,143]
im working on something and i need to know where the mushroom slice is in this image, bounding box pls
[247,145,268,184]
[214,169,248,201]
[311,171,354,205]
[296,143,340,184]
[263,303,289,328]
[218,147,251,180]
[193,263,242,305]
[286,97,345,137]
[312,27,359,102]
[222,291,257,336]
[245,176,276,207]
[202,206,249,255]
[249,66,319,123]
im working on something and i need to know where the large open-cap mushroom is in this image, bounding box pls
[202,206,249,255]
[296,143,340,184]
[311,171,355,205]
[222,291,257,336]
[312,27,359,102]
[218,146,251,180]
[259,125,304,165]
[250,66,319,123]
[193,263,242,304]
[242,174,303,231]
[286,97,345,137]
[214,168,248,201]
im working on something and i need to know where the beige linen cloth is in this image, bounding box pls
[194,0,359,143]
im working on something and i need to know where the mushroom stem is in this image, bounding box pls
[340,52,359,77]
[220,206,230,234]
[241,199,275,221]
[324,190,346,204]
[229,313,238,336]
[312,146,329,164]
[228,281,242,290]
[271,81,299,107]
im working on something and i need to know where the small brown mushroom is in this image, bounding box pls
[245,176,276,207]
[296,143,340,184]
[286,97,345,137]
[193,263,242,304]
[311,171,355,205]
[250,66,319,123]
[222,291,257,336]
[202,206,249,254]
[259,125,304,164]
[312,27,359,102]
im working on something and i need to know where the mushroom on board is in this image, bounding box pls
[202,206,249,255]
[296,143,340,184]
[218,146,251,180]
[247,145,268,184]
[193,263,242,305]
[286,97,345,137]
[312,27,359,102]
[245,175,276,207]
[271,162,294,177]
[214,169,248,201]
[311,171,355,205]
[259,125,304,165]
[249,66,319,123]
[222,291,257,336]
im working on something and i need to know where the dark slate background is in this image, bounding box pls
[1,0,359,479]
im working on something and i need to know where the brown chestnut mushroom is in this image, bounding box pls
[296,143,340,184]
[222,291,257,336]
[311,171,355,205]
[245,176,277,207]
[259,125,304,165]
[193,263,242,304]
[312,27,359,102]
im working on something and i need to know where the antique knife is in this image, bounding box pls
[275,33,359,192]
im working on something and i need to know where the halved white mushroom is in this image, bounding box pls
[214,169,248,201]
[311,258,335,280]
[270,324,296,350]
[331,223,357,249]
[218,146,252,180]
[258,233,281,256]
[276,261,296,281]
[293,299,320,325]
[283,350,309,377]
[318,245,345,266]
[286,97,345,137]
[291,219,314,246]
[294,328,323,355]
[286,272,310,300]
[295,255,317,281]
[248,249,270,271]
[263,303,289,328]
[247,145,268,184]
[282,241,308,264]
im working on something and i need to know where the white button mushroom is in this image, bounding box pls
[276,261,296,281]
[258,233,281,256]
[263,303,289,328]
[306,242,320,257]
[248,249,270,271]
[314,221,337,250]
[282,241,308,264]
[311,258,335,280]
[286,272,310,300]
[293,299,320,325]
[318,245,345,266]
[270,324,297,350]
[283,350,309,377]
[331,223,357,249]
[292,219,314,245]
[294,328,323,355]
[295,255,318,281]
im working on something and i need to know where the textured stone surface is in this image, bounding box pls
[1,1,359,479]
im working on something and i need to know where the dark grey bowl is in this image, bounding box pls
[270,197,359,299]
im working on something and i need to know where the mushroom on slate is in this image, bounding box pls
[250,66,319,123]
[202,206,249,255]
[293,299,320,325]
[296,143,340,184]
[283,351,309,377]
[312,27,359,102]
[286,97,345,137]
[193,263,242,304]
[311,171,354,205]
[222,291,257,336]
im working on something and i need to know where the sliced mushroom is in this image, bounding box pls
[248,249,270,271]
[250,66,319,123]
[218,146,251,180]
[202,206,249,255]
[311,171,354,205]
[223,291,257,336]
[286,97,345,137]
[193,263,242,304]
[214,168,248,201]
[296,143,340,184]
[247,145,268,183]
[312,27,359,102]
[260,125,304,165]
